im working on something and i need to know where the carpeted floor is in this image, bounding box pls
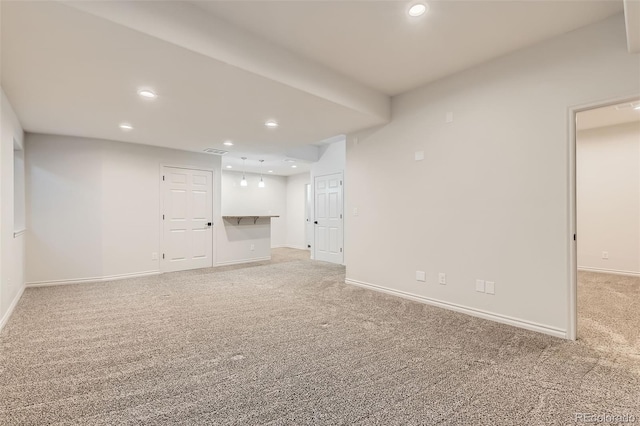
[1,249,638,425]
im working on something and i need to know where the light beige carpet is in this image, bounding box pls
[1,250,638,425]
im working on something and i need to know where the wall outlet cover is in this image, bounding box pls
[485,281,495,295]
[476,279,485,293]
[446,112,454,123]
[438,273,446,285]
[415,151,425,161]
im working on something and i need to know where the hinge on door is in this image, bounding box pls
[162,253,165,259]
[162,214,165,220]
[574,234,576,241]
[340,180,342,185]
[340,214,342,219]
[162,175,165,181]
[340,248,343,252]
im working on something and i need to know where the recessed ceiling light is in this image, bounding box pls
[634,105,640,110]
[223,140,234,146]
[268,170,273,173]
[265,120,279,128]
[119,123,133,131]
[226,165,232,169]
[138,89,157,99]
[408,3,428,17]
[291,165,297,168]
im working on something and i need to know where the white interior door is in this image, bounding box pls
[314,172,343,264]
[162,167,213,272]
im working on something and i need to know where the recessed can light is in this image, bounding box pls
[223,140,234,146]
[291,165,297,168]
[634,105,640,110]
[268,170,274,173]
[408,3,428,17]
[265,120,279,128]
[119,123,133,131]
[226,165,232,169]
[138,89,157,99]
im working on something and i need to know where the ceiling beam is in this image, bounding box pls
[63,1,390,123]
[624,0,640,53]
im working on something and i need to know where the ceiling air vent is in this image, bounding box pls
[203,148,228,155]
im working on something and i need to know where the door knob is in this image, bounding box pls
[314,221,318,224]
[207,222,212,227]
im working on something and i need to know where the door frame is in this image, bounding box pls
[312,170,344,264]
[305,183,312,250]
[159,164,216,273]
[567,93,639,341]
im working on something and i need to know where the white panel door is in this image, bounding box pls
[162,167,213,272]
[314,172,343,264]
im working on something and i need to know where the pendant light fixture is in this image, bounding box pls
[258,159,265,188]
[240,157,248,187]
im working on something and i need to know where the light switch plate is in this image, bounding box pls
[438,273,446,285]
[415,151,425,161]
[476,279,485,293]
[416,271,426,282]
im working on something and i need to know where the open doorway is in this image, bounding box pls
[573,98,640,352]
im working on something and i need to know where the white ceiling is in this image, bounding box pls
[0,1,629,175]
[577,100,640,131]
[196,0,624,96]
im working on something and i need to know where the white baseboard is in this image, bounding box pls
[344,278,567,339]
[26,270,160,288]
[578,266,640,277]
[271,245,309,250]
[216,256,271,267]
[0,285,25,332]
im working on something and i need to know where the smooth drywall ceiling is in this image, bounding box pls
[577,122,640,275]
[345,14,640,337]
[25,134,224,284]
[1,88,25,328]
[286,172,311,250]
[221,170,287,248]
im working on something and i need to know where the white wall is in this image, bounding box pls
[577,122,640,275]
[26,133,230,284]
[1,88,25,329]
[221,170,286,261]
[311,139,346,178]
[345,15,640,338]
[286,172,310,250]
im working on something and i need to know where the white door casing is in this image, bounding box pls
[314,172,343,264]
[305,183,313,250]
[162,167,213,272]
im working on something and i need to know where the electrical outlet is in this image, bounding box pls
[485,281,495,295]
[602,251,609,260]
[476,279,485,293]
[438,273,446,285]
[353,207,359,216]
[151,252,158,260]
[250,244,255,251]
[446,112,454,123]
[416,271,426,282]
